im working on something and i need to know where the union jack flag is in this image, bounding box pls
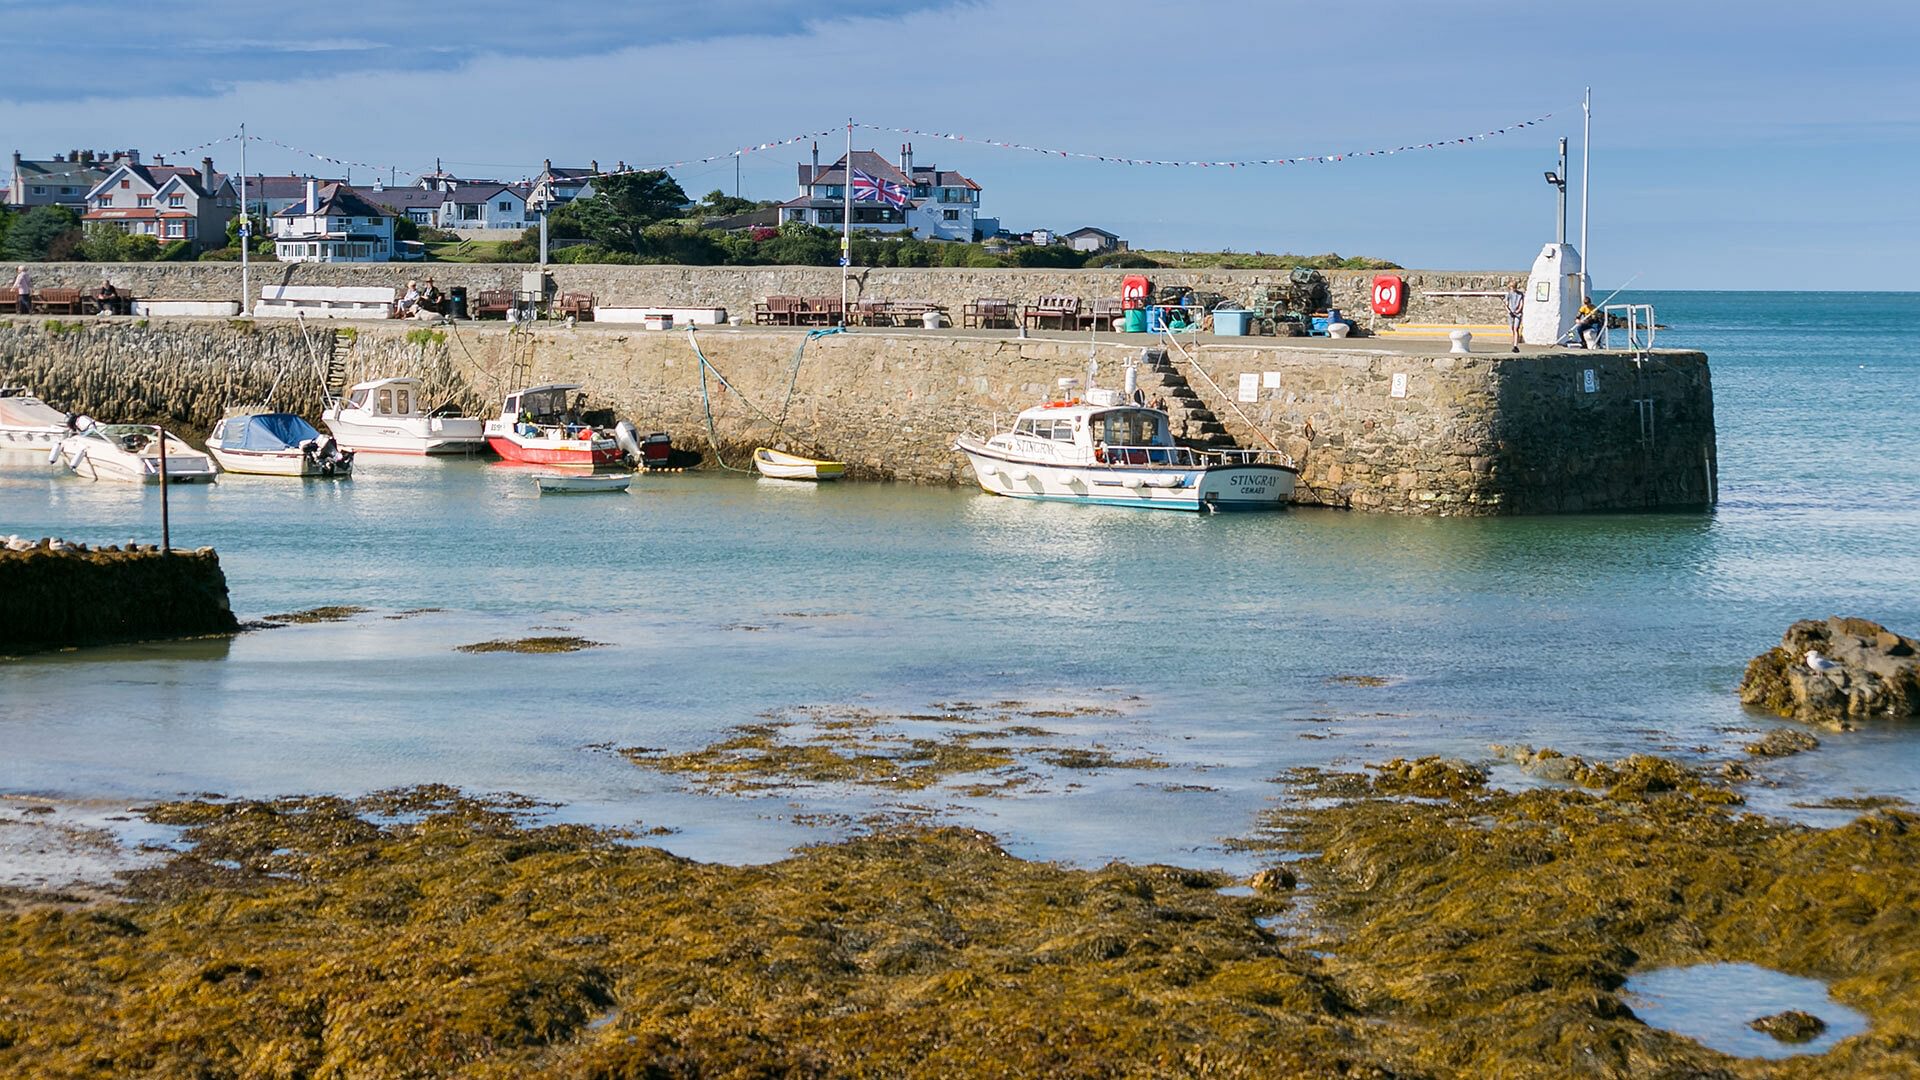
[850,168,911,208]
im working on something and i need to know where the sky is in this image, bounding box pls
[3,0,1915,288]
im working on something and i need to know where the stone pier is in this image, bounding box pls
[0,317,1716,516]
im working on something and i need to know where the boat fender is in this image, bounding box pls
[1093,446,1106,464]
[1122,476,1144,489]
[1008,469,1029,482]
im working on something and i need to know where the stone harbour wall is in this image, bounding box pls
[1171,341,1717,513]
[0,318,1715,515]
[19,262,1519,328]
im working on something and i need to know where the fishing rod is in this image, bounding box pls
[1558,271,1642,344]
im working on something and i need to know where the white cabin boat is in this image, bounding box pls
[207,411,353,477]
[323,378,486,455]
[56,424,218,484]
[955,387,1296,512]
[753,447,847,481]
[0,388,76,457]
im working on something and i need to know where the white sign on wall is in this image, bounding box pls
[1583,369,1598,393]
[1237,373,1260,402]
[1390,372,1409,399]
[1262,371,1281,388]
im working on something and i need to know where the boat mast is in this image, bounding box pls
[1579,86,1592,297]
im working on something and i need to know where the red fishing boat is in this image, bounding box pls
[483,384,624,467]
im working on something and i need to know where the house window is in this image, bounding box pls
[31,186,45,195]
[943,209,959,221]
[120,180,131,189]
[97,196,113,207]
[497,201,512,213]
[61,186,75,195]
[138,196,152,207]
[169,195,185,207]
[165,222,184,238]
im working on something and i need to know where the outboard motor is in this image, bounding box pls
[613,419,644,464]
[642,432,672,469]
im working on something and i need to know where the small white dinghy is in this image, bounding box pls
[534,472,631,494]
[753,447,847,481]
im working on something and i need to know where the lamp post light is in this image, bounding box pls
[1543,137,1568,246]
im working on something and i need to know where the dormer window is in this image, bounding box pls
[169,195,185,207]
[137,196,152,207]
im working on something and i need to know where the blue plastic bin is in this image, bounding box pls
[1213,308,1251,336]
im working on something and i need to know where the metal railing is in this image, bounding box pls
[1602,303,1657,355]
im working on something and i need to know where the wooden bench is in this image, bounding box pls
[755,295,801,325]
[1023,295,1080,330]
[472,289,514,319]
[33,287,87,315]
[799,297,844,327]
[554,292,596,321]
[964,298,1014,329]
[1078,297,1124,329]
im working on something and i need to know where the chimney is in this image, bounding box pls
[154,154,165,166]
[305,177,318,213]
[589,159,598,175]
[202,156,214,183]
[811,141,819,189]
[903,142,913,178]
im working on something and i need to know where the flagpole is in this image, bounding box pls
[239,122,249,317]
[842,116,852,323]
[1579,87,1591,298]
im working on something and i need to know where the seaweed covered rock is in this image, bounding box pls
[0,545,239,653]
[1751,1008,1828,1043]
[1741,617,1920,729]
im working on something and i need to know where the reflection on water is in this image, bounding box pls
[3,292,1919,866]
[1624,962,1868,1059]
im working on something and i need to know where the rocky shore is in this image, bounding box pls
[2,746,1915,1077]
[1740,617,1920,729]
[0,541,240,654]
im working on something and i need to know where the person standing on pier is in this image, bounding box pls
[1505,279,1524,353]
[12,266,30,315]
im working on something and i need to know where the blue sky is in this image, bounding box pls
[4,0,1915,288]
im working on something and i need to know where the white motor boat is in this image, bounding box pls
[56,424,219,484]
[0,387,78,457]
[207,411,354,477]
[753,447,847,481]
[954,385,1296,512]
[323,377,486,455]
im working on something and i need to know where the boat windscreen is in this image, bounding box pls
[1097,409,1170,447]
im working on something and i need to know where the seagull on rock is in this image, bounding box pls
[1805,650,1842,674]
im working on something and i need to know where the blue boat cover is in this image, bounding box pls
[220,413,320,451]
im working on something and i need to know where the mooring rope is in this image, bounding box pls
[687,327,841,471]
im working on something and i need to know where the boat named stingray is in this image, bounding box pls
[955,385,1295,512]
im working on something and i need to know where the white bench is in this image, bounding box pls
[593,305,728,326]
[131,299,243,317]
[253,284,396,319]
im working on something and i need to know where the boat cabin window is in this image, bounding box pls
[504,395,519,415]
[377,389,394,414]
[1016,418,1075,441]
[395,387,412,414]
[348,388,370,409]
[1096,409,1169,447]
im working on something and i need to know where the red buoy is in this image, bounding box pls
[1371,274,1405,317]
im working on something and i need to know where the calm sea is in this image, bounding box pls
[4,290,1917,868]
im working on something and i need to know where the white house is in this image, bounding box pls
[369,184,449,228]
[1064,226,1126,254]
[82,156,238,251]
[441,183,531,230]
[272,180,398,262]
[535,160,597,205]
[780,145,982,242]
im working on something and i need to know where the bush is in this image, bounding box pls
[0,205,80,261]
[121,234,162,262]
[159,240,195,262]
[1085,251,1161,269]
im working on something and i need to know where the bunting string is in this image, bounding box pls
[852,112,1554,168]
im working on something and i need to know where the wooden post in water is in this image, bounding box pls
[155,424,171,553]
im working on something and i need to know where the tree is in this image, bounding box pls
[0,205,81,261]
[567,171,689,254]
[393,216,419,243]
[81,222,130,262]
[694,189,762,219]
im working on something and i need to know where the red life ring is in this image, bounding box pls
[1371,275,1405,317]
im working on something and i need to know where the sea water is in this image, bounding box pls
[3,291,1917,867]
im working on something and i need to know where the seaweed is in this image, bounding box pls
[454,636,604,654]
[263,605,368,624]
